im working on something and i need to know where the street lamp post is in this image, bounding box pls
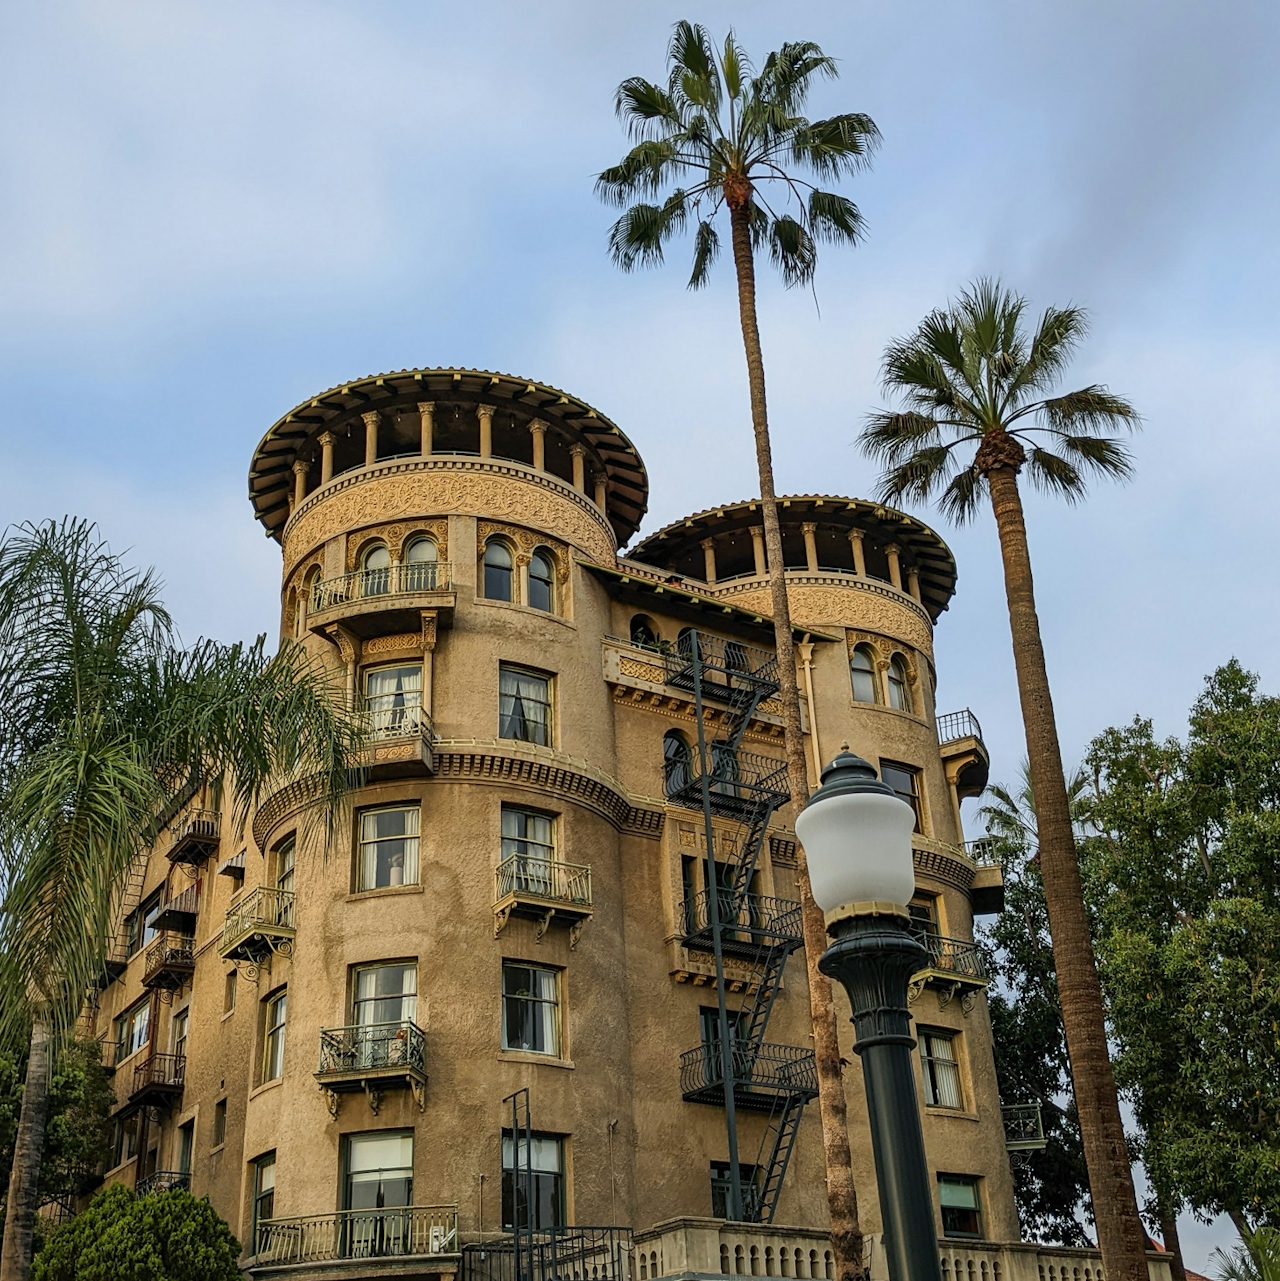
[795,750,943,1281]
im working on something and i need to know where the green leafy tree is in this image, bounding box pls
[1082,661,1280,1235]
[858,279,1148,1281]
[32,1182,241,1281]
[0,519,364,1281]
[598,24,879,1268]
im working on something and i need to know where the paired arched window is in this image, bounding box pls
[403,535,439,591]
[361,543,391,596]
[630,615,660,648]
[850,646,879,704]
[483,541,514,601]
[528,549,555,613]
[888,655,913,712]
[663,729,693,797]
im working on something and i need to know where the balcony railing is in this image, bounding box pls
[131,1052,185,1100]
[937,709,983,745]
[680,1041,819,1105]
[462,1226,633,1281]
[166,808,221,865]
[494,857,592,908]
[142,931,195,990]
[965,837,1001,866]
[311,563,453,613]
[256,1205,458,1265]
[318,1020,425,1077]
[220,886,296,959]
[914,933,989,983]
[137,1170,191,1196]
[680,891,803,947]
[1002,1101,1048,1151]
[662,633,780,703]
[363,698,434,745]
[664,748,790,815]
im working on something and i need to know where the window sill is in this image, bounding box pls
[347,884,425,901]
[249,1077,284,1101]
[924,1105,980,1122]
[498,1051,575,1070]
[209,1143,226,1156]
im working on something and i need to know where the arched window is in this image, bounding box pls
[361,543,391,596]
[483,541,513,602]
[403,536,439,591]
[888,655,912,712]
[528,549,555,613]
[630,615,660,648]
[850,646,879,704]
[663,730,692,798]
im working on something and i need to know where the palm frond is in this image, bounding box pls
[936,466,987,524]
[874,446,963,507]
[759,40,837,114]
[595,140,686,205]
[613,77,680,140]
[1036,385,1141,436]
[858,410,944,466]
[1049,432,1136,482]
[688,219,721,289]
[767,214,816,287]
[1024,446,1087,501]
[806,190,866,245]
[606,193,689,270]
[1004,304,1088,402]
[789,113,881,177]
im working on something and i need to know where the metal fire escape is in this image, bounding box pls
[663,631,817,1224]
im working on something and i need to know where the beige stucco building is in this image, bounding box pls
[88,367,1153,1281]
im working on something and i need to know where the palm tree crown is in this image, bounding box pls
[860,279,1141,521]
[596,21,879,287]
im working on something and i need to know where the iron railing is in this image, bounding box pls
[462,1226,633,1281]
[363,698,434,744]
[680,1042,819,1098]
[495,857,592,907]
[143,932,195,984]
[221,886,295,952]
[965,837,1001,866]
[166,808,221,864]
[1002,1102,1047,1150]
[256,1205,458,1264]
[317,1020,425,1076]
[664,748,790,814]
[132,1052,186,1096]
[663,634,779,702]
[311,563,453,612]
[937,709,983,745]
[137,1170,191,1195]
[680,891,803,945]
[914,933,989,981]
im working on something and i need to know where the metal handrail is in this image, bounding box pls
[172,807,219,841]
[221,886,295,951]
[1002,1101,1047,1149]
[311,563,453,612]
[461,1226,633,1281]
[318,1020,425,1075]
[143,931,194,976]
[256,1205,458,1264]
[914,933,989,981]
[137,1170,191,1195]
[362,698,434,745]
[680,1041,818,1095]
[663,633,780,697]
[681,891,803,943]
[965,837,1001,867]
[937,709,983,745]
[494,857,592,906]
[665,748,790,810]
[132,1052,186,1094]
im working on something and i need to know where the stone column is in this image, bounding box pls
[292,459,308,508]
[802,522,819,573]
[797,641,822,788]
[886,544,903,591]
[569,444,587,492]
[363,411,379,468]
[420,611,438,725]
[751,526,767,577]
[318,432,336,484]
[848,529,867,577]
[418,402,435,457]
[701,538,717,585]
[593,474,608,513]
[529,420,547,472]
[907,566,922,602]
[477,405,494,459]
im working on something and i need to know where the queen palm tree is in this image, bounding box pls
[858,280,1148,1281]
[598,25,878,1270]
[0,519,363,1281]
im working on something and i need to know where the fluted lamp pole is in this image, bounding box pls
[795,750,942,1281]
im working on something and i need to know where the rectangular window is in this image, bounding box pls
[353,963,418,1026]
[710,1162,760,1219]
[177,1121,194,1175]
[501,1131,563,1230]
[501,806,556,894]
[112,1113,141,1168]
[224,970,238,1013]
[345,1131,414,1214]
[171,1008,189,1060]
[909,894,939,938]
[364,664,424,738]
[358,807,420,890]
[920,1030,963,1109]
[262,990,287,1082]
[938,1175,983,1238]
[115,998,151,1059]
[499,665,552,746]
[127,891,163,956]
[700,1005,745,1048]
[274,836,296,895]
[501,962,560,1056]
[253,1153,276,1246]
[880,761,922,832]
[212,1099,227,1147]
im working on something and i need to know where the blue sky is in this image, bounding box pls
[1,1,1274,1260]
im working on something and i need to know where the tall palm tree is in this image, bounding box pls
[0,519,363,1281]
[598,23,878,1273]
[858,280,1148,1281]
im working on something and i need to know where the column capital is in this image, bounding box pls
[885,542,901,555]
[362,410,380,428]
[847,527,865,542]
[568,443,587,458]
[476,403,495,421]
[317,431,336,447]
[417,401,436,414]
[801,521,818,534]
[528,418,548,436]
[292,458,309,475]
[700,537,715,550]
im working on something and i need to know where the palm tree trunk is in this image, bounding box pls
[728,200,863,1278]
[1,1013,51,1281]
[985,464,1148,1281]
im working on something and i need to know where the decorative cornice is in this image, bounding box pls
[713,571,933,628]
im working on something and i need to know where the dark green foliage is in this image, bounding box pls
[1082,661,1280,1230]
[32,1182,241,1281]
[0,1039,113,1210]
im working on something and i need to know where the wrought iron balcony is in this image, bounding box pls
[153,882,200,933]
[315,1020,427,1116]
[255,1204,458,1266]
[937,709,983,744]
[965,837,1001,866]
[493,857,593,946]
[461,1226,633,1281]
[663,634,780,705]
[1002,1102,1048,1152]
[129,1053,185,1108]
[664,748,789,817]
[680,891,804,958]
[680,1041,819,1111]
[166,808,220,866]
[219,886,295,969]
[936,709,989,800]
[307,564,455,639]
[142,931,195,993]
[913,933,989,983]
[136,1170,191,1196]
[364,698,434,745]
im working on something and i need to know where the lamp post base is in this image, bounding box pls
[819,913,941,1281]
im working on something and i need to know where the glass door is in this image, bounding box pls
[343,1132,413,1258]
